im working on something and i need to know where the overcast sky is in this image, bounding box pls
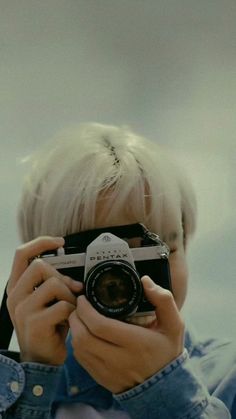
[0,0,235,348]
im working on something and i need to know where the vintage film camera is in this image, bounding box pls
[40,223,172,320]
[0,223,171,350]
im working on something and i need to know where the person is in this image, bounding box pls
[0,123,235,419]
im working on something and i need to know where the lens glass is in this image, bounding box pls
[94,266,134,308]
[85,261,142,318]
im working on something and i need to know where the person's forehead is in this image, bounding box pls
[94,191,183,246]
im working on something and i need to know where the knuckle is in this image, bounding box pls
[61,275,76,286]
[30,258,46,273]
[58,300,73,314]
[15,245,26,258]
[6,290,20,315]
[6,284,15,300]
[160,289,173,302]
[58,299,68,309]
[6,282,12,296]
[47,276,60,287]
[6,294,14,315]
[14,243,33,262]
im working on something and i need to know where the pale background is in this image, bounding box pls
[0,0,235,349]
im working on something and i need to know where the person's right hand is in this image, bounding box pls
[7,236,83,366]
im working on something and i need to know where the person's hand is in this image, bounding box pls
[7,237,83,365]
[69,275,184,394]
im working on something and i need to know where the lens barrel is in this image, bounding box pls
[85,260,142,319]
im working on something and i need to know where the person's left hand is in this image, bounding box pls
[69,276,184,394]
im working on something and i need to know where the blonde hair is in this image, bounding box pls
[18,123,197,246]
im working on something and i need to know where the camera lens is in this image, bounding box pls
[85,261,142,319]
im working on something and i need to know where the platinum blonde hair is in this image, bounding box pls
[18,123,197,246]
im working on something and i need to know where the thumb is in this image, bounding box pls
[141,276,180,332]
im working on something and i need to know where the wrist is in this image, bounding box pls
[114,350,210,418]
[20,347,66,366]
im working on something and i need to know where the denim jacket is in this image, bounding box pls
[0,328,235,419]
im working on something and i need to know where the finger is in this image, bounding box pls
[62,277,84,295]
[69,309,89,337]
[141,276,182,332]
[10,258,64,296]
[69,311,116,361]
[69,311,97,366]
[8,258,82,307]
[29,277,78,309]
[45,300,76,326]
[8,236,65,291]
[69,310,95,354]
[76,296,141,346]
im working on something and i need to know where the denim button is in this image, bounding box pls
[32,385,44,397]
[10,381,20,393]
[69,385,80,395]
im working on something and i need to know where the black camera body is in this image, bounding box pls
[41,223,172,320]
[0,223,172,349]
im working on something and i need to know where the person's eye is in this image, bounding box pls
[169,248,177,254]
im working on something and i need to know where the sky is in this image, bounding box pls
[0,0,235,348]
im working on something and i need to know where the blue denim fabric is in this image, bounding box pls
[0,359,62,419]
[0,328,235,419]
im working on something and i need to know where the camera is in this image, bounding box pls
[40,223,171,320]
